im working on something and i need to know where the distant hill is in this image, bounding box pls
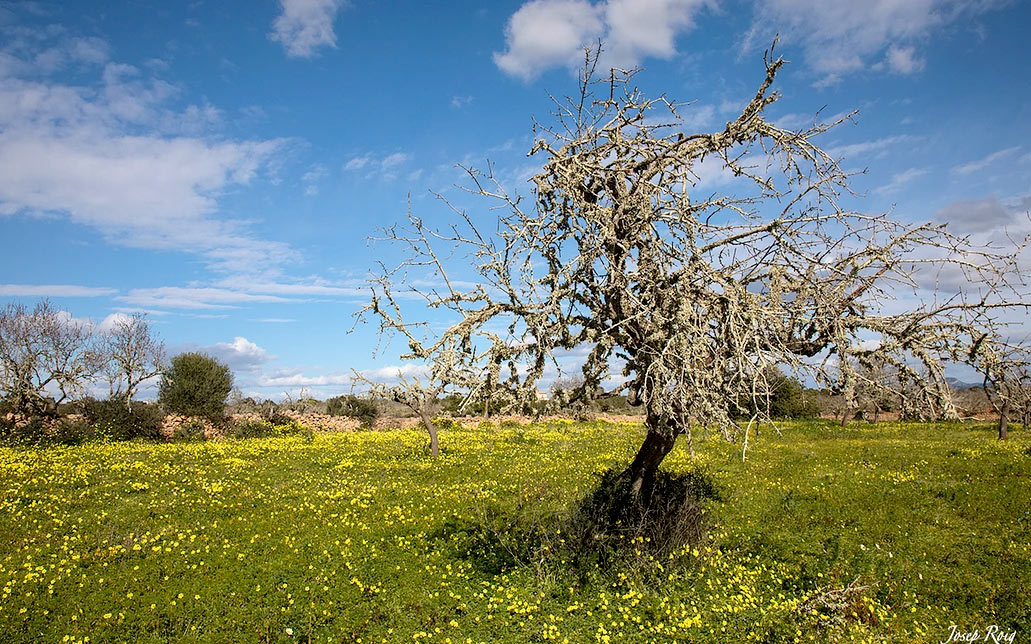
[947,377,980,390]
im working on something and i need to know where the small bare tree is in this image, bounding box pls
[351,338,481,458]
[359,46,1028,500]
[977,342,1031,440]
[101,313,166,406]
[0,300,100,419]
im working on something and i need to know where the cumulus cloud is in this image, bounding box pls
[176,337,274,372]
[269,0,347,58]
[494,0,712,81]
[0,28,293,274]
[96,312,133,335]
[203,337,274,371]
[743,0,1004,83]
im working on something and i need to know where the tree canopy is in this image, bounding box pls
[360,47,1029,496]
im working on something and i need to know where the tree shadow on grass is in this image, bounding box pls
[432,467,721,581]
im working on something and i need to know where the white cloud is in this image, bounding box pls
[602,0,713,67]
[343,155,370,170]
[825,135,916,162]
[495,0,715,80]
[301,163,327,195]
[743,0,1004,83]
[360,363,431,382]
[0,33,293,274]
[204,337,274,371]
[118,287,293,310]
[258,369,353,387]
[0,283,116,297]
[679,103,715,131]
[97,312,133,335]
[450,95,473,108]
[494,0,604,81]
[269,0,347,59]
[214,276,364,297]
[380,152,412,169]
[874,167,927,196]
[951,146,1021,176]
[884,45,924,75]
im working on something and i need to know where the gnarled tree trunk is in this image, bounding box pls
[624,422,678,502]
[419,412,440,458]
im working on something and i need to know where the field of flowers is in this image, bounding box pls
[0,419,1028,643]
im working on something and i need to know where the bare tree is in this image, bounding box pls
[351,340,480,458]
[101,313,166,406]
[977,342,1031,440]
[0,300,100,419]
[359,46,1028,500]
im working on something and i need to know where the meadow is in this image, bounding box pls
[0,419,1027,643]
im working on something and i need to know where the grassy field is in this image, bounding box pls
[0,419,1028,643]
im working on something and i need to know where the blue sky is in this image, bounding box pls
[1,0,1029,399]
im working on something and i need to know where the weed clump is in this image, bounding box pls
[564,467,720,567]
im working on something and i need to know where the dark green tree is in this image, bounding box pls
[158,353,233,423]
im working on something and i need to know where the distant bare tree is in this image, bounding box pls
[351,341,479,458]
[101,313,166,406]
[359,45,1029,500]
[0,300,100,419]
[977,342,1031,440]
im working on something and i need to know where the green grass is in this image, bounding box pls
[0,420,1028,643]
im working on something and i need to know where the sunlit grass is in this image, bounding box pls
[0,419,1027,642]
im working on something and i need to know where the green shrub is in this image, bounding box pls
[158,353,233,424]
[80,398,165,441]
[228,419,275,439]
[432,416,460,430]
[227,418,309,439]
[0,416,50,445]
[326,395,379,429]
[52,417,97,445]
[173,418,207,441]
[735,370,822,420]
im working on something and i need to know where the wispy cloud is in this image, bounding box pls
[269,0,348,59]
[826,135,917,162]
[342,151,413,178]
[951,146,1021,176]
[0,284,116,297]
[450,95,473,108]
[118,287,293,310]
[301,163,327,195]
[874,167,927,196]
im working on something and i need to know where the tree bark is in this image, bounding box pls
[420,412,440,458]
[624,423,678,501]
[998,399,1010,441]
